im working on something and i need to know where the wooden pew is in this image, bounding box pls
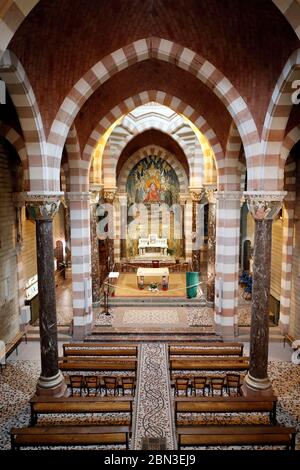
[62,343,138,357]
[170,357,249,372]
[58,357,137,372]
[10,425,130,450]
[30,396,133,426]
[177,425,296,450]
[169,343,244,357]
[174,396,278,425]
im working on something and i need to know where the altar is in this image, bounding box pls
[137,267,169,290]
[138,234,168,255]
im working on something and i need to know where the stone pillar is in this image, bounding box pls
[179,194,188,259]
[103,189,116,272]
[67,192,93,340]
[189,188,203,272]
[244,192,285,391]
[61,198,71,266]
[214,191,241,340]
[205,185,217,304]
[279,200,295,334]
[26,195,66,396]
[119,193,128,260]
[90,184,102,304]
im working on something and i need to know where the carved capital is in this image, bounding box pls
[103,188,117,203]
[89,183,103,204]
[25,194,62,220]
[204,184,217,204]
[179,192,190,205]
[244,191,286,221]
[189,187,204,202]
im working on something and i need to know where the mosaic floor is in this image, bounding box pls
[0,349,299,450]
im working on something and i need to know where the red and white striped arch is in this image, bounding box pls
[261,48,300,191]
[49,38,258,186]
[83,90,223,184]
[0,122,29,189]
[0,50,49,191]
[0,1,39,59]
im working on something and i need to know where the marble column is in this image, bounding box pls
[103,189,116,272]
[179,194,188,259]
[205,185,217,304]
[119,193,128,261]
[90,185,102,304]
[244,192,285,391]
[189,188,203,272]
[26,195,66,396]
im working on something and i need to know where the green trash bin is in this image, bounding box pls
[186,272,199,298]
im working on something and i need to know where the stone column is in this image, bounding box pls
[244,192,285,391]
[26,195,66,396]
[189,188,203,272]
[205,185,217,304]
[119,193,128,261]
[103,189,116,272]
[90,184,102,304]
[179,194,188,259]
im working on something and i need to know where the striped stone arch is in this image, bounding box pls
[219,122,243,192]
[49,38,259,178]
[65,124,89,192]
[272,0,300,39]
[0,50,48,191]
[0,122,29,189]
[117,145,189,194]
[102,120,194,190]
[261,48,300,191]
[0,1,39,59]
[84,90,223,184]
[281,124,300,163]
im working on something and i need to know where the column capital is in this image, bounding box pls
[189,186,204,202]
[179,192,190,205]
[23,193,63,220]
[244,191,286,220]
[103,187,117,203]
[89,183,103,204]
[203,184,217,204]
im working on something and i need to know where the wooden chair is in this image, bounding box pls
[225,373,242,396]
[192,376,209,396]
[69,375,85,396]
[210,377,225,396]
[174,378,190,397]
[84,376,101,396]
[120,377,136,396]
[104,376,119,396]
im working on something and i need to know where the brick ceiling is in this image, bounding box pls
[8,0,299,141]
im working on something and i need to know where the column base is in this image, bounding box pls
[243,372,272,392]
[36,370,67,397]
[72,322,93,340]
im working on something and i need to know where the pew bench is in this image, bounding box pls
[58,357,137,372]
[170,357,249,372]
[62,343,138,357]
[11,425,131,450]
[169,343,244,357]
[174,396,278,425]
[30,396,133,426]
[177,425,296,450]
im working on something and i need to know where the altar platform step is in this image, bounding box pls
[108,297,207,307]
[86,326,221,343]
